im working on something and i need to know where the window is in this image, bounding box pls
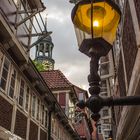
[36,99,40,120]
[25,86,30,111]
[102,109,109,117]
[79,93,84,100]
[31,94,36,117]
[74,112,83,123]
[103,119,110,124]
[51,117,55,134]
[0,57,10,91]
[41,104,45,125]
[8,68,17,98]
[0,50,3,68]
[18,79,25,106]
[59,92,66,106]
[59,93,66,114]
[45,110,48,127]
[104,130,109,136]
[97,124,102,134]
[102,124,111,130]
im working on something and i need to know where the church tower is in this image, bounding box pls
[34,18,55,70]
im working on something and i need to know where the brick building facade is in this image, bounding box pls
[112,0,140,139]
[0,0,81,140]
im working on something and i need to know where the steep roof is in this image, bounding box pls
[41,70,73,90]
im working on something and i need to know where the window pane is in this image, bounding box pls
[8,69,17,98]
[0,58,10,91]
[31,95,36,117]
[21,80,25,87]
[36,99,40,120]
[79,93,84,100]
[103,119,110,124]
[9,87,14,98]
[59,93,66,106]
[11,78,15,87]
[102,109,109,117]
[45,110,48,127]
[97,124,102,134]
[19,97,23,106]
[2,68,8,79]
[4,58,10,70]
[0,78,6,90]
[20,89,24,97]
[19,80,25,107]
[41,105,45,125]
[25,87,30,111]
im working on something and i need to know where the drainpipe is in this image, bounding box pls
[48,110,52,140]
[47,102,55,140]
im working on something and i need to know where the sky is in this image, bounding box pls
[31,0,90,90]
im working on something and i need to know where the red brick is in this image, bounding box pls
[0,96,13,131]
[122,2,138,86]
[40,129,47,140]
[14,110,27,139]
[29,121,38,140]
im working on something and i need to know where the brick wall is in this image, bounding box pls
[118,54,126,96]
[122,1,138,86]
[0,96,13,130]
[40,129,47,140]
[29,120,38,140]
[134,0,140,26]
[14,110,27,139]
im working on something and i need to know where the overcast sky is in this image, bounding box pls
[31,0,90,90]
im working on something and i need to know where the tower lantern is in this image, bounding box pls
[35,33,55,70]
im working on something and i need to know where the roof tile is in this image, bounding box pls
[41,70,73,89]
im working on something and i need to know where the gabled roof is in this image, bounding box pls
[41,70,73,90]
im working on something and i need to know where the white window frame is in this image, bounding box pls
[18,78,31,113]
[36,98,40,121]
[0,50,3,74]
[0,56,11,93]
[0,53,4,88]
[97,124,102,134]
[41,104,46,126]
[18,78,25,107]
[102,109,109,117]
[31,93,37,118]
[45,108,48,128]
[24,86,30,112]
[8,66,17,99]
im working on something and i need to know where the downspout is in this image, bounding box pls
[47,102,55,140]
[47,110,52,140]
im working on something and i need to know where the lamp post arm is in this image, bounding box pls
[77,95,140,118]
[102,96,140,106]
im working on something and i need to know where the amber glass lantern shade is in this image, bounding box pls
[71,0,121,56]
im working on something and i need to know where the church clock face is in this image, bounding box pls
[42,60,53,70]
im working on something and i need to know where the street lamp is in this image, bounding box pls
[71,0,140,122]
